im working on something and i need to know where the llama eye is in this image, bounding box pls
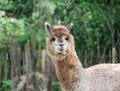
[51,37,55,41]
[65,37,69,40]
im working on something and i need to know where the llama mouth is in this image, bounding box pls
[58,50,66,55]
[58,46,64,51]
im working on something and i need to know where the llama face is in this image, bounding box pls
[45,22,74,60]
[50,33,69,55]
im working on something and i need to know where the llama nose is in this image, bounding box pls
[59,44,64,46]
[59,44,64,51]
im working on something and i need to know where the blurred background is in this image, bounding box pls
[0,0,120,91]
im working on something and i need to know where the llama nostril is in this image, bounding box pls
[59,44,64,46]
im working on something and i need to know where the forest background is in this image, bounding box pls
[0,0,120,91]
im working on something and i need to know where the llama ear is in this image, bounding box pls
[45,22,52,35]
[58,20,62,25]
[66,23,73,31]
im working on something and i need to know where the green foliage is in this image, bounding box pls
[52,81,61,91]
[0,0,33,17]
[0,16,30,53]
[0,80,12,91]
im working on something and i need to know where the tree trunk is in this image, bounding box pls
[44,51,54,91]
[3,60,8,80]
[16,47,21,83]
[10,36,17,91]
[84,50,88,68]
[25,41,31,91]
[112,47,117,63]
[0,60,2,80]
[102,46,107,63]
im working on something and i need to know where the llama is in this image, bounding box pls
[44,22,120,91]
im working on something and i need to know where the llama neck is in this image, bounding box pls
[53,53,85,91]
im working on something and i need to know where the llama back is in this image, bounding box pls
[85,64,120,91]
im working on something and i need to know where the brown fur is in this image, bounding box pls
[52,26,69,35]
[56,55,84,91]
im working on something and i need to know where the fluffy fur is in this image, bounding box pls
[45,22,120,91]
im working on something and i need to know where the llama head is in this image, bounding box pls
[45,22,75,61]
